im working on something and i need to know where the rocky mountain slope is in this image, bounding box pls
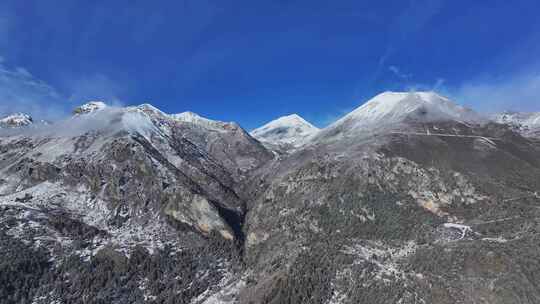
[0,102,270,303]
[243,92,540,304]
[1,92,540,304]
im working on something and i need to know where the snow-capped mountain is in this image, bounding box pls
[334,91,480,128]
[0,113,33,128]
[250,114,319,147]
[314,91,483,142]
[73,101,107,115]
[493,111,540,137]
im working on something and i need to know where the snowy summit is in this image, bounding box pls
[0,113,33,128]
[250,114,319,147]
[310,91,485,142]
[334,91,479,127]
[315,91,481,139]
[73,101,107,115]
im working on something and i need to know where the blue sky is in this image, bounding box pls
[0,0,539,129]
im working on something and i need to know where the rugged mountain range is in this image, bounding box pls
[1,92,540,304]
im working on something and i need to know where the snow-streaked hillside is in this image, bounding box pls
[250,114,319,147]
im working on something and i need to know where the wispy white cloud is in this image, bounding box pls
[0,4,125,120]
[403,66,540,114]
[0,11,10,48]
[450,70,540,113]
[0,59,68,120]
[371,0,444,84]
[0,57,125,121]
[66,73,124,107]
[388,65,412,80]
[403,77,446,93]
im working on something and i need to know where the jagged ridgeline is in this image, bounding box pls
[1,92,540,304]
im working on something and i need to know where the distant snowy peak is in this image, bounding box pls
[250,114,319,147]
[332,91,481,129]
[493,111,540,136]
[0,113,33,128]
[343,91,479,125]
[73,101,107,115]
[309,91,485,142]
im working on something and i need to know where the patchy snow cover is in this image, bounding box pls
[493,111,540,136]
[0,113,33,128]
[442,223,473,239]
[191,271,246,304]
[250,114,319,147]
[1,181,181,261]
[340,240,418,283]
[73,101,107,115]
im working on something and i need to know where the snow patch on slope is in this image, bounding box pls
[250,114,319,147]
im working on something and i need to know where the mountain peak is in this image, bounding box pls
[311,91,484,142]
[273,113,311,125]
[0,113,33,128]
[250,113,319,147]
[73,101,107,115]
[335,91,479,128]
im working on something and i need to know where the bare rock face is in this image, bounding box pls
[2,94,540,304]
